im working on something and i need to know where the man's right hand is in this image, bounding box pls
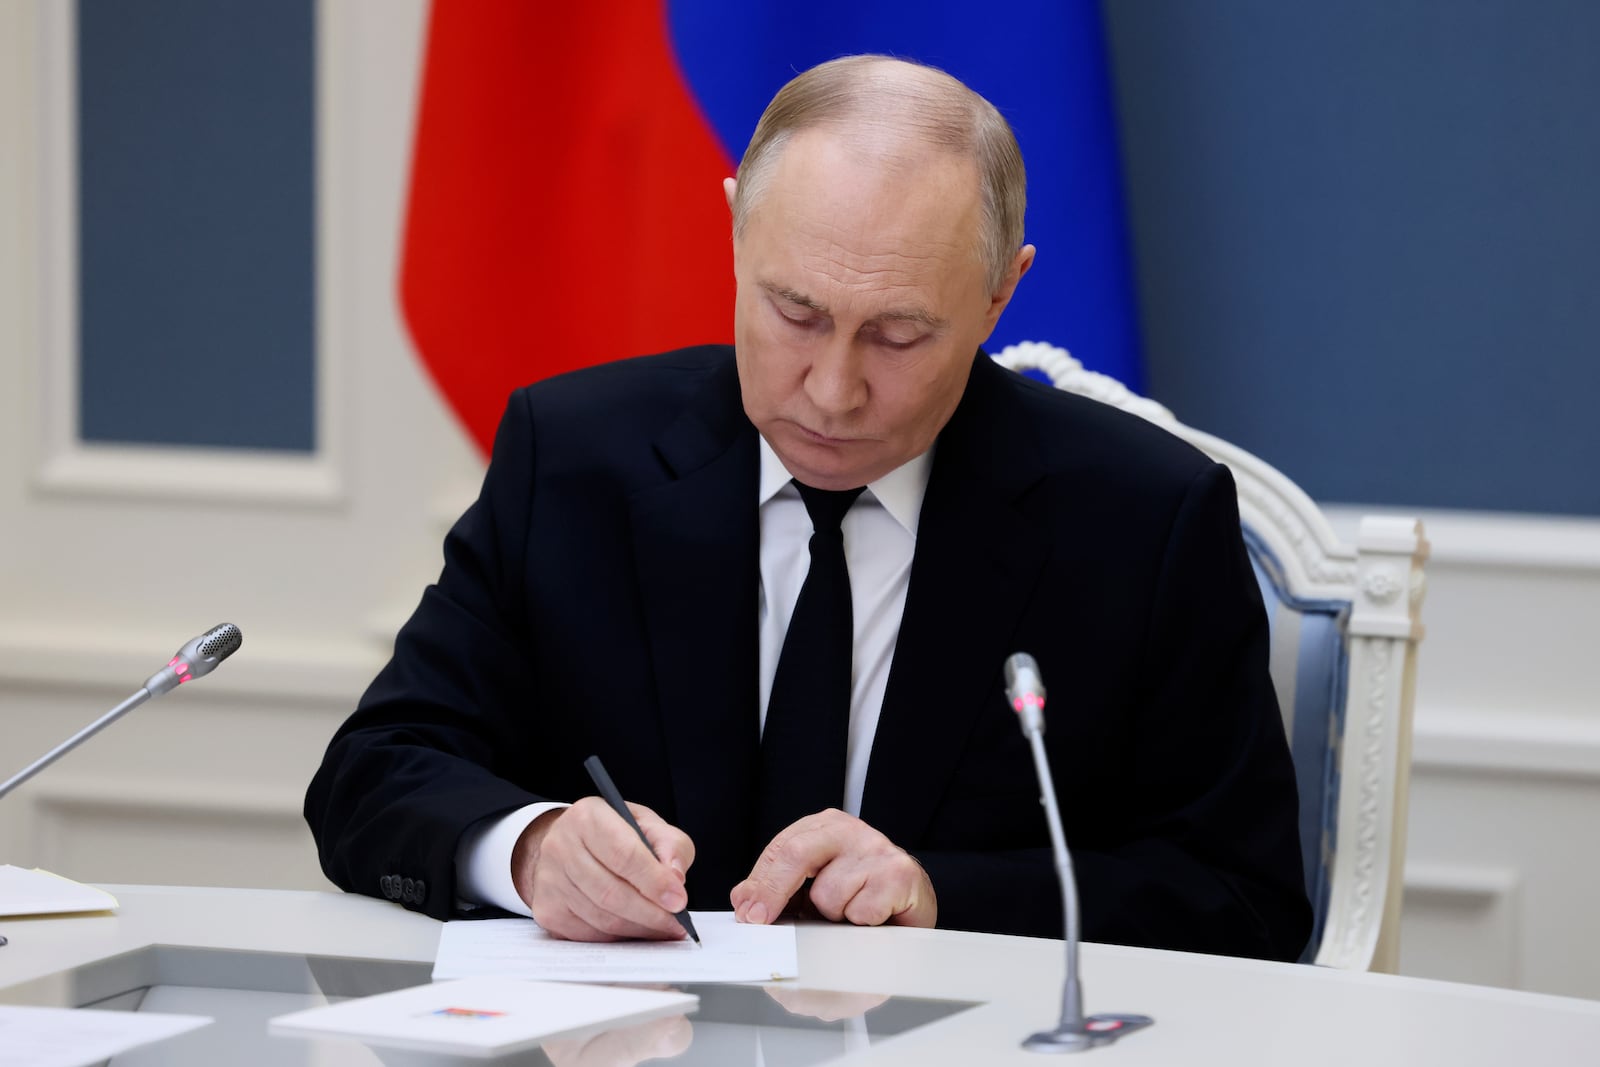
[511,797,695,941]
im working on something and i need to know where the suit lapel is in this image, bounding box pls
[629,360,761,897]
[862,354,1050,846]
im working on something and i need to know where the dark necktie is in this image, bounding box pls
[757,481,866,849]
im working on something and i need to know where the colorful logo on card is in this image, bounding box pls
[429,1007,506,1021]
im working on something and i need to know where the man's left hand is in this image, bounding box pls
[730,809,936,928]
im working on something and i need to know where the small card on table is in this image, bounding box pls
[269,977,697,1058]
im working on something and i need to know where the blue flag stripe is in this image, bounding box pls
[666,0,1144,389]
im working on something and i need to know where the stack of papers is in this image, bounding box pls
[270,910,794,1057]
[0,865,118,918]
[270,978,696,1057]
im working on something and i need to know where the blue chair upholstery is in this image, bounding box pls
[991,341,1428,971]
[1246,532,1348,962]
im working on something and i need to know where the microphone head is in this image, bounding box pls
[1004,652,1046,711]
[178,623,243,680]
[146,623,244,695]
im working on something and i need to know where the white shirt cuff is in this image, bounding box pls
[453,801,567,916]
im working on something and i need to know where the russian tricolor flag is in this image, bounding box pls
[401,1,1141,456]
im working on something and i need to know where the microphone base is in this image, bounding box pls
[1022,1014,1154,1054]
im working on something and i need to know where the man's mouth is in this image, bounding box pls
[795,424,857,446]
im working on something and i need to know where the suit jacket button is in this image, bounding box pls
[414,879,427,905]
[379,875,395,899]
[402,877,416,903]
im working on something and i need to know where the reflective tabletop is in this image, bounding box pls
[6,886,1600,1067]
[3,943,976,1065]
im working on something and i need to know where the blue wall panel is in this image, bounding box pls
[77,0,316,452]
[1104,1,1600,516]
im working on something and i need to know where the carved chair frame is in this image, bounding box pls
[991,342,1428,971]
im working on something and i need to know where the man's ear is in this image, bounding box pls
[723,177,738,215]
[983,244,1036,333]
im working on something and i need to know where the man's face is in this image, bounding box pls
[729,130,1030,491]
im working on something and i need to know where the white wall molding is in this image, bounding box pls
[30,776,307,825]
[1411,710,1600,784]
[0,625,381,706]
[0,0,461,901]
[28,0,347,508]
[29,776,326,891]
[1399,862,1522,990]
[1404,862,1521,907]
[32,446,345,508]
[1323,505,1600,573]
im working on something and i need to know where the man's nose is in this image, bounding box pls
[803,339,867,415]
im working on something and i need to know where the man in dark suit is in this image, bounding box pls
[306,56,1311,961]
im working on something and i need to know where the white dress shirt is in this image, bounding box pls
[455,435,931,915]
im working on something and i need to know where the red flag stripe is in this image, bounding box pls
[400,1,737,455]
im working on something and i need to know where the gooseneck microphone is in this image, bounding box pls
[1004,652,1152,1053]
[0,624,243,801]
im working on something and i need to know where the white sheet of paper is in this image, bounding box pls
[0,1006,208,1067]
[433,912,799,983]
[269,977,696,1057]
[0,865,118,918]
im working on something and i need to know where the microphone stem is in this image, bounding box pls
[0,689,152,801]
[1024,722,1084,1029]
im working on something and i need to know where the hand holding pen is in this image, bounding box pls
[511,758,700,943]
[584,756,701,945]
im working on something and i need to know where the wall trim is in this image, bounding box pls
[1323,505,1600,573]
[28,778,312,881]
[30,776,307,824]
[32,445,344,507]
[1411,710,1600,783]
[1403,862,1521,906]
[29,0,346,509]
[1398,862,1522,989]
[0,625,381,705]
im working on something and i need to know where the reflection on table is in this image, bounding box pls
[3,886,1600,1066]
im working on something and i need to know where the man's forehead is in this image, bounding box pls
[736,126,990,311]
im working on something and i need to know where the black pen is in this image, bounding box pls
[583,755,701,945]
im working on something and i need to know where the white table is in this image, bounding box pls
[4,885,1600,1065]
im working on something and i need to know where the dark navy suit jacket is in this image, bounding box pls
[305,346,1312,961]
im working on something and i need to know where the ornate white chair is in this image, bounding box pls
[992,341,1429,972]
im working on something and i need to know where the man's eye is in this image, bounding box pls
[776,305,820,329]
[875,332,924,351]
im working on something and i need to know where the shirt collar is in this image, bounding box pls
[756,434,932,537]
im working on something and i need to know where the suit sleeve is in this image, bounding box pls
[303,391,548,919]
[915,463,1312,962]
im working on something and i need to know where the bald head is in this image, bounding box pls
[730,56,1026,294]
